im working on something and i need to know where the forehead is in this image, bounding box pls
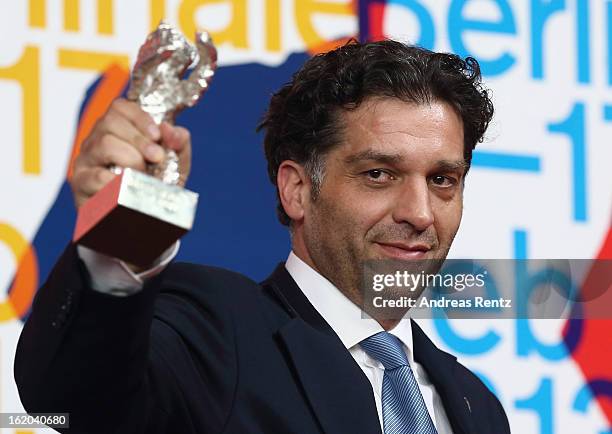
[336,98,465,163]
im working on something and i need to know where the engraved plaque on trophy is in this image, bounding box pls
[73,22,217,267]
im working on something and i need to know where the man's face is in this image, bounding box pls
[300,97,467,300]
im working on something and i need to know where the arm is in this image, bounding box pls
[15,244,170,433]
[15,99,200,433]
[15,244,240,434]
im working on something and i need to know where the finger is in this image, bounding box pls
[71,167,116,207]
[109,98,161,141]
[85,133,147,171]
[160,123,190,152]
[98,111,165,164]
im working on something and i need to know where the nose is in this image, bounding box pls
[391,178,434,231]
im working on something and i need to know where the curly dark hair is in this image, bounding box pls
[258,39,494,226]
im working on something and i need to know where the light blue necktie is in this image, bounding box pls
[360,331,438,434]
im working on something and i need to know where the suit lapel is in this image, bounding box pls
[277,318,382,434]
[262,264,382,434]
[262,264,476,434]
[412,321,476,434]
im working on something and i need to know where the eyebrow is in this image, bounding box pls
[343,150,405,165]
[435,160,470,173]
[343,150,469,173]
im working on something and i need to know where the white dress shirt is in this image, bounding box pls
[285,252,453,434]
[77,243,179,295]
[79,247,453,433]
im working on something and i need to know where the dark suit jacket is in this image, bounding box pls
[15,245,510,434]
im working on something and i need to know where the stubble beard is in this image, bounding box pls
[304,198,367,309]
[304,196,458,313]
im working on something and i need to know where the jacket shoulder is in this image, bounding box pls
[160,262,262,297]
[151,262,270,334]
[146,262,264,429]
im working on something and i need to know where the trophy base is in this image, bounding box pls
[73,168,198,267]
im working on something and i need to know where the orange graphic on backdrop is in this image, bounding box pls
[3,64,129,322]
[0,223,38,321]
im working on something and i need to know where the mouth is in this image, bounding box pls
[374,242,431,260]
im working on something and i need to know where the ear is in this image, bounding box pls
[277,160,310,223]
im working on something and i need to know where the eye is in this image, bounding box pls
[430,175,457,187]
[365,169,394,183]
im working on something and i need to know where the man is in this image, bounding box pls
[15,40,510,433]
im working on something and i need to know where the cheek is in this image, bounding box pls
[312,178,397,241]
[433,198,463,241]
[340,195,390,236]
[313,193,382,241]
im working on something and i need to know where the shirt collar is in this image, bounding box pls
[284,251,415,364]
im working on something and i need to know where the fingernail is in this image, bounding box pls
[145,144,164,162]
[147,124,160,140]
